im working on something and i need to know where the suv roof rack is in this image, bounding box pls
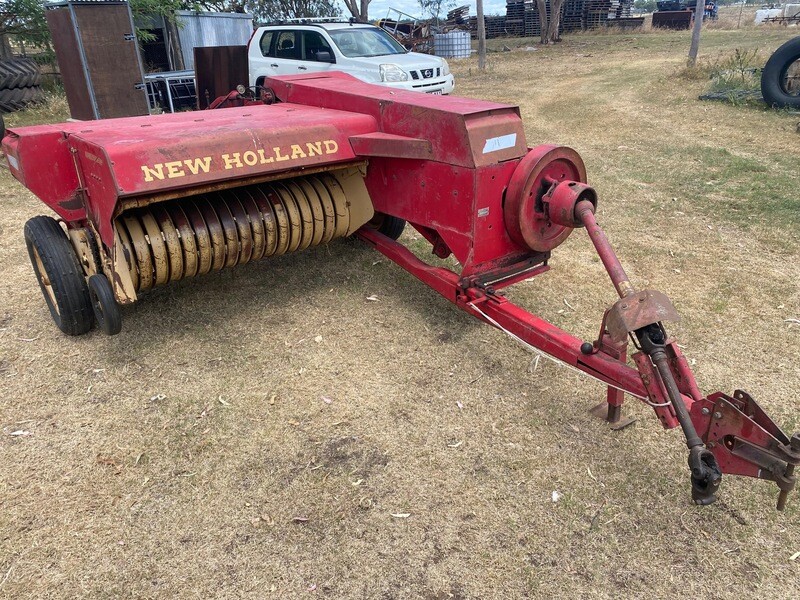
[265,17,363,27]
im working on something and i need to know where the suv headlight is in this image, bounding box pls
[441,60,450,76]
[380,64,408,82]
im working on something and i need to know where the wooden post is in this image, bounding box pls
[477,0,486,70]
[687,0,705,67]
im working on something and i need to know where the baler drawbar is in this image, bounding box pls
[3,73,797,509]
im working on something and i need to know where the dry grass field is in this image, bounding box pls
[1,13,799,598]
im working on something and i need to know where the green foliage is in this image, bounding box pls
[633,0,657,12]
[710,48,761,91]
[0,0,51,47]
[243,0,341,22]
[418,0,455,22]
[0,0,341,53]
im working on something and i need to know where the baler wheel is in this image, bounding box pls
[368,213,406,241]
[88,274,122,335]
[24,216,93,336]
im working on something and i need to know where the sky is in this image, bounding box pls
[335,0,510,22]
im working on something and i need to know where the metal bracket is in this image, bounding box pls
[605,289,680,343]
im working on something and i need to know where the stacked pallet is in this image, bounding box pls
[461,0,636,39]
[447,5,470,25]
[468,15,509,38]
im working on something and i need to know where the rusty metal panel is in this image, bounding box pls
[73,3,148,118]
[45,7,94,120]
[652,11,692,30]
[175,11,253,70]
[46,1,148,120]
[194,46,249,109]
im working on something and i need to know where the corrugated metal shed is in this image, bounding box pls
[175,11,253,70]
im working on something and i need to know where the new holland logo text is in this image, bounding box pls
[140,139,339,183]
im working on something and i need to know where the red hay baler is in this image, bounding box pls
[3,73,798,509]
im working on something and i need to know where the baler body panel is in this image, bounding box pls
[265,73,535,272]
[363,158,525,271]
[2,124,87,223]
[266,72,528,169]
[65,104,378,247]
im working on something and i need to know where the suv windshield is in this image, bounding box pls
[328,28,406,58]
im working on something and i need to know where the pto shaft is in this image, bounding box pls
[573,199,722,503]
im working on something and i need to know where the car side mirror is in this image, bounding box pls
[316,51,335,63]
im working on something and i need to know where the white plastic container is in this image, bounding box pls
[754,8,783,24]
[783,4,800,19]
[433,31,471,59]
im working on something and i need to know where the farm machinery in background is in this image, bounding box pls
[652,0,717,30]
[2,73,798,510]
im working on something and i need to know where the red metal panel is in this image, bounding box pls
[363,157,524,272]
[266,72,528,169]
[64,104,377,246]
[2,125,86,223]
[349,132,433,160]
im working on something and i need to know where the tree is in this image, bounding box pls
[0,0,50,58]
[419,0,455,24]
[632,0,657,12]
[342,0,370,22]
[244,0,340,22]
[536,0,565,45]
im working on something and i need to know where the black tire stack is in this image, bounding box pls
[0,57,44,113]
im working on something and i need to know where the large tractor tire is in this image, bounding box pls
[0,57,42,89]
[761,37,800,109]
[0,86,45,113]
[0,57,44,114]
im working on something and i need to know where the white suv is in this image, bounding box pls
[248,22,455,95]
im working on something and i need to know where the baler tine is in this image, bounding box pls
[4,72,797,509]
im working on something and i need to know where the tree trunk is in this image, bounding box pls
[165,18,185,71]
[548,0,565,42]
[536,0,549,45]
[359,0,369,22]
[687,0,705,66]
[0,34,13,60]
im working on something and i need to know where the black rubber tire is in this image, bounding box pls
[0,58,42,90]
[0,86,44,113]
[761,36,800,109]
[88,274,122,335]
[369,212,406,240]
[24,216,94,336]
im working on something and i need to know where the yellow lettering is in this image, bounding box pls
[273,146,290,162]
[323,140,339,154]
[243,151,259,167]
[290,144,307,160]
[183,156,212,175]
[141,164,165,182]
[164,161,186,179]
[222,153,243,169]
[257,149,274,164]
[305,141,323,157]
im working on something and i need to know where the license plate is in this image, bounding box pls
[427,90,443,95]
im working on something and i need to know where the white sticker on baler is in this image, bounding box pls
[482,133,517,154]
[7,154,18,170]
